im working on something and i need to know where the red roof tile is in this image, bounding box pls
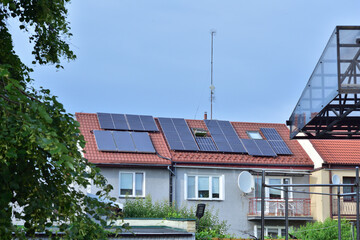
[75,113,313,168]
[311,140,360,165]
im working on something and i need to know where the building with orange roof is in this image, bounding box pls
[76,112,314,238]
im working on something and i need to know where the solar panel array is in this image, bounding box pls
[205,120,247,153]
[260,128,293,155]
[97,113,158,132]
[158,118,199,151]
[195,137,218,152]
[93,130,155,153]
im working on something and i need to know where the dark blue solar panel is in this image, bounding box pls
[242,139,263,156]
[260,128,283,140]
[172,118,199,151]
[112,131,136,152]
[205,120,233,152]
[126,114,144,131]
[112,114,129,130]
[93,130,117,151]
[158,118,184,150]
[218,121,247,153]
[97,113,115,129]
[140,115,159,132]
[260,128,292,155]
[254,139,277,157]
[131,132,155,153]
[268,140,293,155]
[196,137,218,152]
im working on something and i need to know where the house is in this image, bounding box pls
[301,139,360,222]
[76,112,314,238]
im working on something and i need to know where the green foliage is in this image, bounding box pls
[0,1,121,239]
[291,218,355,240]
[123,196,230,240]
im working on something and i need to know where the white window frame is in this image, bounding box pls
[184,174,225,200]
[254,225,286,238]
[265,177,293,199]
[246,131,263,139]
[119,171,145,197]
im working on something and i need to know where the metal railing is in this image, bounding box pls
[248,197,311,217]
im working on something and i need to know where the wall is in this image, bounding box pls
[91,167,170,204]
[174,166,311,238]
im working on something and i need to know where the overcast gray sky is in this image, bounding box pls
[10,0,360,123]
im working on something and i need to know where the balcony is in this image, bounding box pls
[248,198,312,221]
[332,198,358,219]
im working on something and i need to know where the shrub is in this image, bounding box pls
[291,218,355,240]
[123,195,230,240]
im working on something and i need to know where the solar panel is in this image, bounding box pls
[217,121,247,153]
[126,114,144,131]
[268,140,293,155]
[158,117,199,151]
[254,139,277,157]
[131,132,155,153]
[113,131,136,152]
[172,118,199,151]
[140,115,159,131]
[112,114,129,130]
[260,128,293,155]
[205,120,233,152]
[242,139,263,156]
[260,128,283,140]
[195,137,218,152]
[97,113,115,129]
[93,130,117,151]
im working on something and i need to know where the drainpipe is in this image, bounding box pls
[329,168,333,219]
[156,152,175,206]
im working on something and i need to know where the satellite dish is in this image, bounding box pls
[332,174,340,184]
[238,171,254,193]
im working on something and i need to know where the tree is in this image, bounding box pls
[0,1,119,239]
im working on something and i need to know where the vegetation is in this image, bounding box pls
[123,196,231,240]
[0,1,121,239]
[291,218,355,240]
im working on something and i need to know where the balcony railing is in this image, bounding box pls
[248,198,311,217]
[332,198,357,217]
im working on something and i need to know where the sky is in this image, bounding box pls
[9,0,360,123]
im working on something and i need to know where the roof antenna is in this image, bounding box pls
[210,30,216,120]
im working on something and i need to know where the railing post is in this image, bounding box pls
[261,170,265,240]
[338,185,341,240]
[356,167,359,240]
[285,179,289,240]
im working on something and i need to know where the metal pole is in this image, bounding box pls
[285,179,289,240]
[338,185,341,240]
[210,30,215,120]
[261,170,265,240]
[356,167,359,240]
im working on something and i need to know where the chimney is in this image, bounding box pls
[204,112,208,120]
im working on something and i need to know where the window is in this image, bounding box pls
[343,177,356,202]
[185,174,224,200]
[254,176,293,199]
[255,226,286,238]
[119,172,145,197]
[247,131,263,139]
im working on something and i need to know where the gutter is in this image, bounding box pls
[173,161,313,168]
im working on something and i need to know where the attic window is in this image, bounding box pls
[192,128,208,137]
[247,131,263,140]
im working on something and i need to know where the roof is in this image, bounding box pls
[311,139,360,166]
[76,113,313,168]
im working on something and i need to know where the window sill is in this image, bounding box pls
[119,196,145,199]
[186,198,224,201]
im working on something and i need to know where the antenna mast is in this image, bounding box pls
[210,30,216,120]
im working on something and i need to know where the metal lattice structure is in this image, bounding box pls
[288,26,360,139]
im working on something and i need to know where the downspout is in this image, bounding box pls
[156,152,175,206]
[329,167,333,219]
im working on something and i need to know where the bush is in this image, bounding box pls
[291,218,355,240]
[123,195,230,240]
